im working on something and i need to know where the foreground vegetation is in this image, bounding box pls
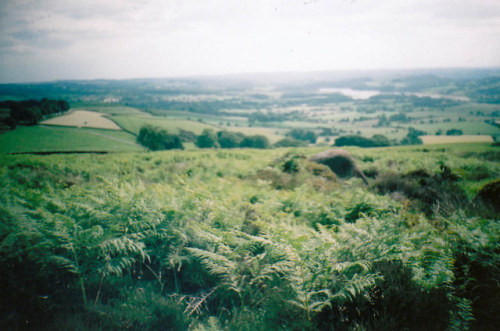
[1,143,499,330]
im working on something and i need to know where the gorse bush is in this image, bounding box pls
[0,144,499,329]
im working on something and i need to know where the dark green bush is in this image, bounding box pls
[373,166,468,216]
[273,138,308,148]
[137,125,184,150]
[315,260,450,331]
[240,135,270,149]
[196,129,220,148]
[217,131,245,148]
[453,244,500,330]
[334,135,378,147]
[473,178,500,217]
[344,202,375,223]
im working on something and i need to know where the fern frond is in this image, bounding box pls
[49,255,78,274]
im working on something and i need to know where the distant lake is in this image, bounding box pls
[318,88,380,100]
[318,88,470,102]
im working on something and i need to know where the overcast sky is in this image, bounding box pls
[1,0,500,83]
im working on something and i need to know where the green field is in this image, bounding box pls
[110,114,219,135]
[403,121,500,136]
[0,125,144,153]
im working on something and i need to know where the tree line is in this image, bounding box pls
[0,99,70,130]
[137,126,324,151]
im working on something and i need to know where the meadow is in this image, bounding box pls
[0,125,143,153]
[1,143,499,330]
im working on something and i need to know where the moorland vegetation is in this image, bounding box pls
[0,144,499,330]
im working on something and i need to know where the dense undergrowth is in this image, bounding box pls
[0,144,499,330]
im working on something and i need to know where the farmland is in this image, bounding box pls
[0,125,143,153]
[2,69,499,154]
[41,110,121,130]
[420,135,494,145]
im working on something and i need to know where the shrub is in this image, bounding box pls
[273,138,308,148]
[453,243,500,330]
[334,135,378,147]
[315,260,450,330]
[285,128,317,143]
[344,202,375,223]
[373,165,468,216]
[240,135,270,149]
[371,134,391,147]
[217,131,244,148]
[401,127,425,145]
[473,178,500,217]
[446,129,463,136]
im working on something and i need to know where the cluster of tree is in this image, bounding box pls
[0,98,69,129]
[136,125,183,150]
[446,129,463,136]
[334,134,392,148]
[318,127,337,136]
[389,112,412,123]
[462,76,500,104]
[196,129,271,149]
[410,95,461,108]
[273,138,308,147]
[248,110,307,124]
[285,128,318,143]
[401,127,426,145]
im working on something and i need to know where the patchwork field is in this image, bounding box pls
[41,110,121,130]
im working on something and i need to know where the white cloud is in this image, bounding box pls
[0,0,499,82]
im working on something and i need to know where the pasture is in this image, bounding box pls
[421,135,494,145]
[110,115,218,135]
[41,110,121,130]
[404,121,500,136]
[0,125,143,153]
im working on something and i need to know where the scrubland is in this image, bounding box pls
[1,143,498,330]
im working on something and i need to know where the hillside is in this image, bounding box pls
[1,144,499,330]
[1,69,500,153]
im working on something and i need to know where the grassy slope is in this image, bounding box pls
[0,143,498,329]
[0,125,144,153]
